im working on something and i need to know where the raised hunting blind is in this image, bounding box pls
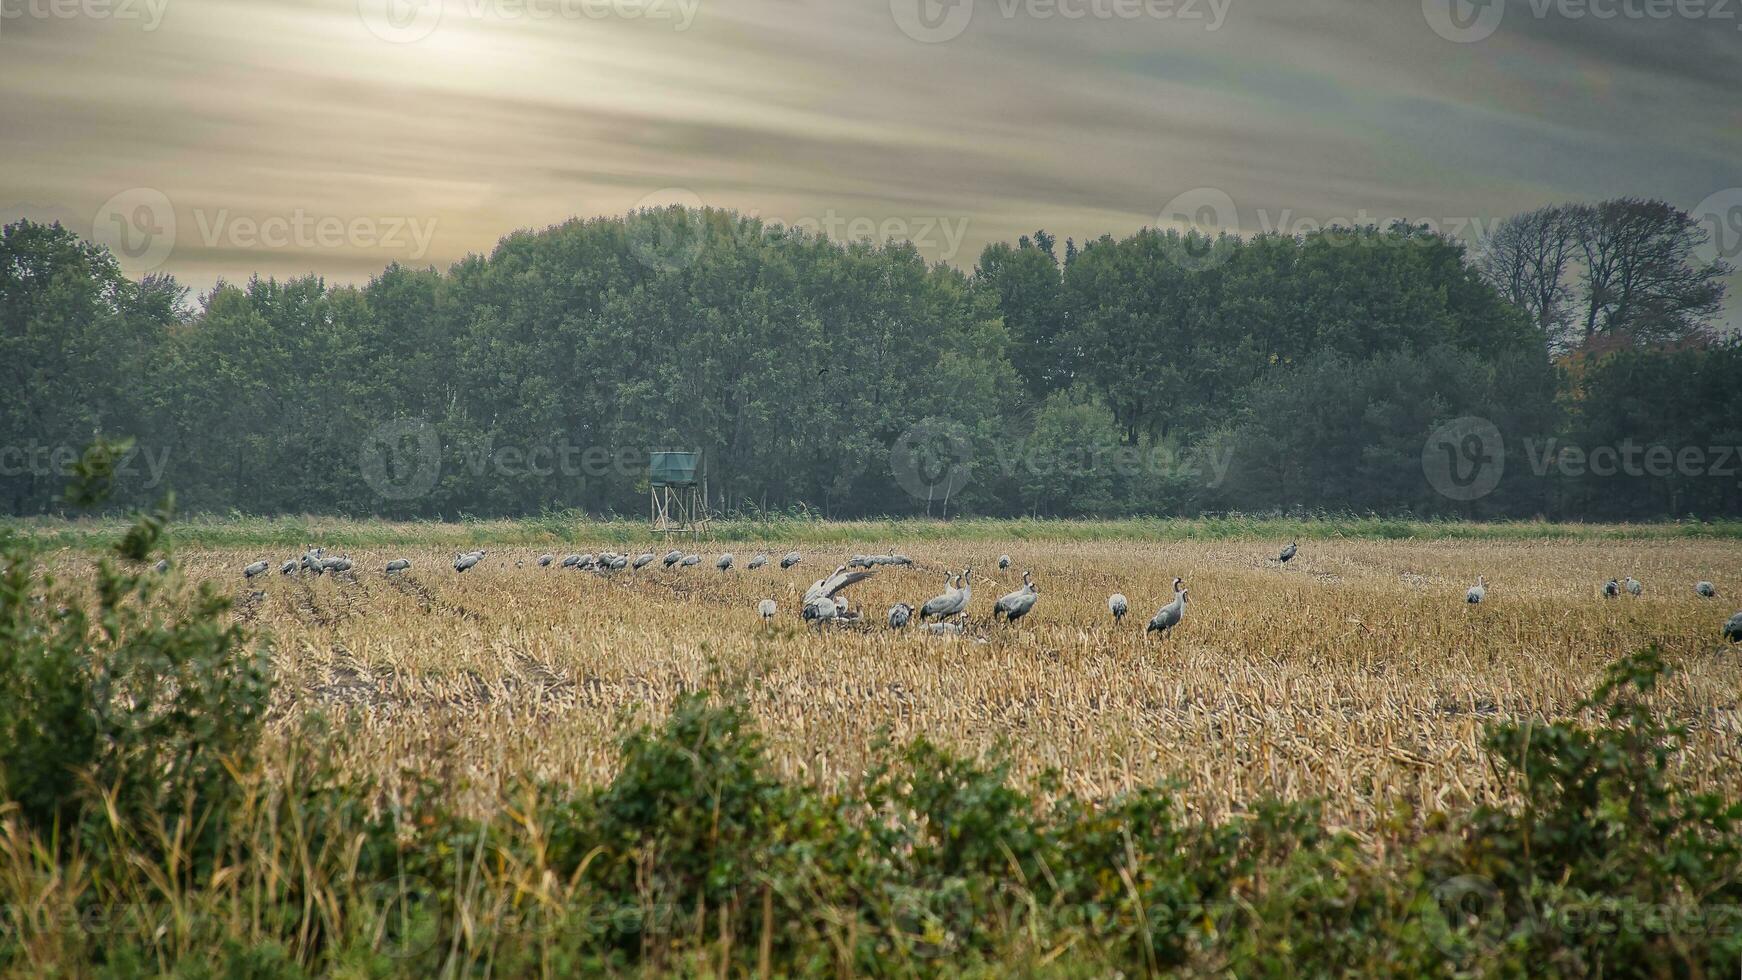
[648,450,707,539]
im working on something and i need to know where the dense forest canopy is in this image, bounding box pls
[3,201,1736,521]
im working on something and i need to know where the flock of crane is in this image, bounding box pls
[230,540,1742,643]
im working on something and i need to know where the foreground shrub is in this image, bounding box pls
[0,442,270,878]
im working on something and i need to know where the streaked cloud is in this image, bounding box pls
[1,0,1735,326]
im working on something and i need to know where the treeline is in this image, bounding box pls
[2,204,1736,520]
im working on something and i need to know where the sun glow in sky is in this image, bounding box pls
[2,0,1737,327]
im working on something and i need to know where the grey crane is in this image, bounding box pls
[748,553,767,570]
[279,559,297,576]
[386,559,411,574]
[454,551,484,573]
[993,571,1039,624]
[1279,540,1298,564]
[780,551,802,569]
[716,553,734,571]
[1146,587,1188,636]
[663,550,683,568]
[1726,611,1742,643]
[243,560,269,579]
[680,554,701,567]
[634,552,656,570]
[322,556,354,574]
[1603,579,1620,598]
[888,602,913,629]
[1467,576,1487,604]
[1108,593,1128,623]
[560,554,581,568]
[1696,581,1716,598]
[998,554,1011,570]
[803,565,874,606]
[1624,576,1643,596]
[300,548,325,574]
[918,569,972,622]
[758,598,778,620]
[538,554,554,567]
[802,594,840,625]
[153,558,170,573]
[575,553,596,570]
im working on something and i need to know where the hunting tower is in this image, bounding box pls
[648,450,707,539]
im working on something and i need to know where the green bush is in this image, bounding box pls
[0,441,271,875]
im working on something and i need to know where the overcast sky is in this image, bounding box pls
[2,0,1737,327]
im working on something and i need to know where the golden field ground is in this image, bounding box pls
[50,536,1742,833]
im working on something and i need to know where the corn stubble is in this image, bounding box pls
[85,535,1735,834]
